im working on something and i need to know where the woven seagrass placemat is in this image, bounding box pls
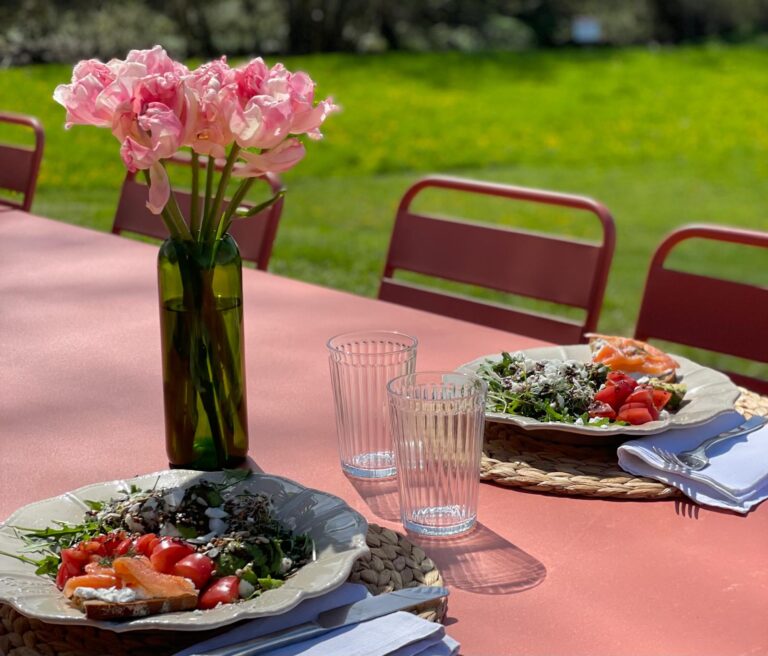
[0,524,445,656]
[481,388,768,499]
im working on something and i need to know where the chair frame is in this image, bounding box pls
[0,112,45,212]
[379,175,616,344]
[635,223,768,394]
[112,153,284,270]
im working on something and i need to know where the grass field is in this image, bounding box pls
[1,45,767,372]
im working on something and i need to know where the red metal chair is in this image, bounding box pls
[0,112,45,212]
[635,224,768,394]
[379,176,616,344]
[112,154,284,270]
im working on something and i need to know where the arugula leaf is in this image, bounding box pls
[257,577,284,591]
[34,555,61,577]
[176,525,198,540]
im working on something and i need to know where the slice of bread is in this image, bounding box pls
[72,592,198,620]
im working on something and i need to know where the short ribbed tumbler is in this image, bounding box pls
[327,331,418,478]
[387,372,487,537]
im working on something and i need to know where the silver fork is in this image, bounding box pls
[660,415,767,471]
[652,446,743,504]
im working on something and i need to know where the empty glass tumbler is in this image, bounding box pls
[387,371,487,536]
[327,331,418,478]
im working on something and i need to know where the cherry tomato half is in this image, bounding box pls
[652,389,672,411]
[134,533,160,557]
[173,553,215,589]
[198,575,240,610]
[149,538,196,574]
[617,405,654,425]
[594,383,621,411]
[588,400,616,420]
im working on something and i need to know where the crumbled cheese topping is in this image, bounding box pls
[74,586,146,603]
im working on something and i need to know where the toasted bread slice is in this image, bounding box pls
[72,592,198,620]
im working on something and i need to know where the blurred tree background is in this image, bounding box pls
[2,0,768,64]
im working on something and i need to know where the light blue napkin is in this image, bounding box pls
[174,583,459,656]
[618,411,768,513]
[253,611,454,656]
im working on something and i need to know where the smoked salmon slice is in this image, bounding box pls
[112,557,196,598]
[587,334,679,376]
[63,574,121,598]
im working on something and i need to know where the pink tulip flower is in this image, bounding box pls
[53,59,116,128]
[234,58,269,102]
[185,58,238,157]
[230,94,293,150]
[125,46,188,77]
[119,103,184,213]
[233,138,306,176]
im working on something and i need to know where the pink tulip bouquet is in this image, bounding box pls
[54,45,336,244]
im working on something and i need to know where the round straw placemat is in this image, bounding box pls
[0,525,444,656]
[481,388,768,499]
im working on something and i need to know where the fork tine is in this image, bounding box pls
[650,446,742,504]
[651,446,680,468]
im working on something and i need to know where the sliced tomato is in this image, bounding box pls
[594,383,621,411]
[624,386,654,406]
[61,547,90,571]
[623,387,659,420]
[198,576,240,610]
[617,405,654,425]
[134,533,159,556]
[79,540,108,557]
[652,389,672,411]
[609,376,637,404]
[114,538,134,556]
[100,531,127,556]
[56,547,90,589]
[587,400,617,420]
[607,370,638,387]
[173,553,215,589]
[56,562,74,589]
[149,538,196,574]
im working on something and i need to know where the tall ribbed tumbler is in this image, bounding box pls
[388,372,487,536]
[327,331,418,478]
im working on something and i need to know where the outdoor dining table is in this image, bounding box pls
[1,210,766,656]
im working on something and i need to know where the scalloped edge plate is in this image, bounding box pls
[458,344,740,438]
[0,470,369,632]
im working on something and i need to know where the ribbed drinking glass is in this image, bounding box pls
[387,371,487,536]
[327,331,418,478]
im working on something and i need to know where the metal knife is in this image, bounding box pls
[192,586,450,656]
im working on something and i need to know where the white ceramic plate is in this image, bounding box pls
[458,344,740,437]
[0,470,369,632]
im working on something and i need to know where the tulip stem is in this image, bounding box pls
[190,150,201,238]
[142,169,190,241]
[166,187,192,241]
[215,177,255,240]
[204,144,241,243]
[202,155,215,240]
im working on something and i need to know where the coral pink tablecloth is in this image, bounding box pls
[1,211,766,655]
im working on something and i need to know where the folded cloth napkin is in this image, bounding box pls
[618,411,768,513]
[174,583,459,656]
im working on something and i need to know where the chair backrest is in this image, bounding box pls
[635,224,768,394]
[379,176,616,344]
[112,154,284,270]
[0,112,45,212]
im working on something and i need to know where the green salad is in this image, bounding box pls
[476,351,610,425]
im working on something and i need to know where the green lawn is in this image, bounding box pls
[2,46,767,373]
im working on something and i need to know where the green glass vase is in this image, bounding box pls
[157,235,248,470]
